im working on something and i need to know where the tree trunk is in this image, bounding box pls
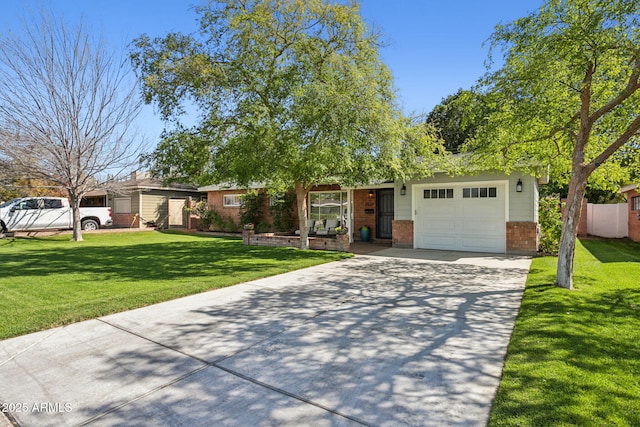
[295,182,310,250]
[555,167,588,289]
[69,193,84,242]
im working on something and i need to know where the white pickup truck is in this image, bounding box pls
[0,197,112,233]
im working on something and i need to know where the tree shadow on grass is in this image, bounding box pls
[490,283,640,426]
[0,235,350,283]
[581,238,640,263]
[1,256,528,426]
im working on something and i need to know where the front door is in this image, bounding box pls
[377,189,394,239]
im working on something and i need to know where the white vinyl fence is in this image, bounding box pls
[586,203,628,238]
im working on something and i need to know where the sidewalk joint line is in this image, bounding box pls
[94,314,370,426]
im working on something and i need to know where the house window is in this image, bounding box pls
[223,194,242,207]
[309,191,348,222]
[114,198,131,214]
[423,188,454,199]
[633,196,640,211]
[463,187,497,198]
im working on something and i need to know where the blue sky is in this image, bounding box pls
[1,0,542,142]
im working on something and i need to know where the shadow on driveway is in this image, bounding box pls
[0,253,530,427]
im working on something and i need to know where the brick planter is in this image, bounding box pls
[242,230,350,252]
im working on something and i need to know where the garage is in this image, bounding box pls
[414,181,507,253]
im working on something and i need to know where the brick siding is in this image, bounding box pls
[207,189,246,225]
[353,189,377,240]
[506,221,539,254]
[392,220,413,248]
[112,213,140,228]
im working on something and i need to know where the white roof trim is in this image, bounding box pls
[198,182,264,192]
[341,182,395,190]
[135,186,201,193]
[621,183,639,193]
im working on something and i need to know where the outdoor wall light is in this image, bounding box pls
[400,184,407,196]
[368,189,374,198]
[516,179,523,193]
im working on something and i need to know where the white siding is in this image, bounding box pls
[396,172,536,223]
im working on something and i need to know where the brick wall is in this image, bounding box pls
[243,230,350,252]
[112,213,139,228]
[392,220,413,248]
[506,221,539,254]
[628,189,640,243]
[207,189,280,229]
[207,189,246,225]
[353,189,377,240]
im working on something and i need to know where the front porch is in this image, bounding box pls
[308,185,395,243]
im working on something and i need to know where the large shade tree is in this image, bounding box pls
[0,13,144,241]
[426,89,491,154]
[132,0,440,249]
[469,0,640,289]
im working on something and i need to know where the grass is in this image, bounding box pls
[489,239,640,426]
[0,231,351,340]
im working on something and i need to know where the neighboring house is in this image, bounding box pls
[85,172,205,229]
[621,183,640,243]
[200,171,543,254]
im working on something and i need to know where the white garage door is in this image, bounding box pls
[414,183,507,253]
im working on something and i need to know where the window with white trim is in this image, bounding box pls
[423,188,453,199]
[114,198,131,214]
[462,187,497,198]
[633,196,640,211]
[223,194,242,207]
[309,191,348,222]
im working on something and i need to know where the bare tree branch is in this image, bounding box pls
[0,11,145,241]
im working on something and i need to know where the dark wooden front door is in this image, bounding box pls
[377,189,394,239]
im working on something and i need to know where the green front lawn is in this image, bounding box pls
[0,231,351,340]
[490,239,640,426]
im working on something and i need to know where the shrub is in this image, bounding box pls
[240,190,270,232]
[192,201,238,232]
[268,190,296,232]
[192,201,217,230]
[539,195,563,255]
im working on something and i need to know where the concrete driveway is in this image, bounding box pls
[0,249,531,427]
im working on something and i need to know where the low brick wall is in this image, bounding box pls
[506,221,539,254]
[243,230,350,252]
[112,213,139,228]
[392,220,414,248]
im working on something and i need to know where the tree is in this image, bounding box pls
[470,0,640,289]
[132,0,441,249]
[0,12,144,241]
[426,89,491,153]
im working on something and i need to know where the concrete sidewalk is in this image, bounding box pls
[1,250,531,426]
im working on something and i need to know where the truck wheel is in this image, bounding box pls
[81,219,99,231]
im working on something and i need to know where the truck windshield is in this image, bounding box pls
[0,199,20,208]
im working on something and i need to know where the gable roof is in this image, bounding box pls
[85,172,201,197]
[621,183,639,193]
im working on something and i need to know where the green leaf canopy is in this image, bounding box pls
[470,0,640,189]
[132,0,440,191]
